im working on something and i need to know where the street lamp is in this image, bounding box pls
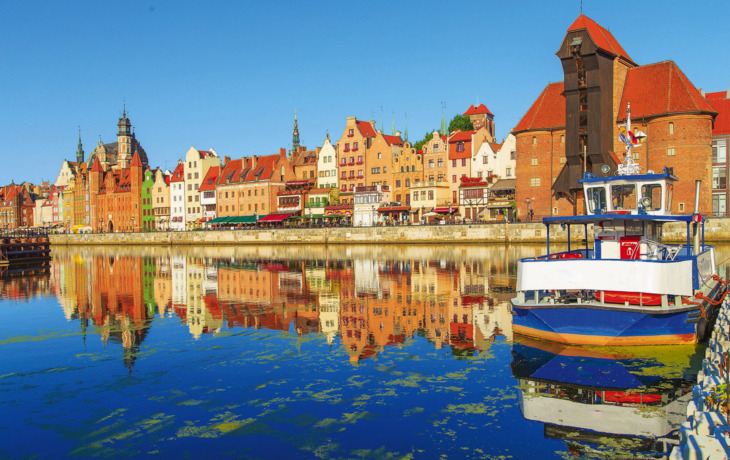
[131,217,136,232]
[525,198,532,222]
[99,217,103,233]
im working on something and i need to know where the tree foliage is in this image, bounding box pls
[412,131,435,151]
[448,114,474,134]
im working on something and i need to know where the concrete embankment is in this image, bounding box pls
[671,293,730,460]
[49,218,730,246]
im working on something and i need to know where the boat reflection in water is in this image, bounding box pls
[512,337,703,458]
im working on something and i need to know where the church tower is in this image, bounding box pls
[292,110,300,154]
[117,104,132,168]
[76,129,85,164]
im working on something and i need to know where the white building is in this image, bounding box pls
[183,147,221,228]
[169,162,186,231]
[317,136,338,190]
[353,185,391,227]
[471,133,516,181]
[199,165,220,223]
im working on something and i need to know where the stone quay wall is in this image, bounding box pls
[49,218,730,246]
[670,294,730,460]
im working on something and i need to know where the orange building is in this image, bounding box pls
[216,150,296,218]
[337,118,378,204]
[366,131,403,187]
[89,152,144,232]
[0,184,35,229]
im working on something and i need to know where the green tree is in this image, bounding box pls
[412,131,435,151]
[448,114,474,133]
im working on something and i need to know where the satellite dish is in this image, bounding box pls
[601,165,611,176]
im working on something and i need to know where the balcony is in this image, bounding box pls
[305,201,328,208]
[352,147,359,152]
[357,175,364,179]
[347,133,354,137]
[356,160,363,165]
[343,148,350,152]
[348,162,355,166]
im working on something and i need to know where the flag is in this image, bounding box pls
[619,132,630,145]
[628,131,638,144]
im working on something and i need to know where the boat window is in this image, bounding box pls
[640,183,663,211]
[611,184,637,210]
[586,186,607,213]
[665,183,673,211]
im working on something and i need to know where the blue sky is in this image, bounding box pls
[1,0,728,186]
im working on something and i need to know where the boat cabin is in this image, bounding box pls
[580,168,676,216]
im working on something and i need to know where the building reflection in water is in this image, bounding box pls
[511,337,701,457]
[47,244,535,368]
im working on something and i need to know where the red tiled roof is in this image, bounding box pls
[90,158,103,173]
[164,175,171,186]
[199,166,220,191]
[513,82,565,133]
[489,142,503,152]
[449,130,474,142]
[463,104,494,116]
[383,134,403,146]
[617,61,717,121]
[130,151,142,167]
[170,163,185,182]
[567,14,634,64]
[706,91,730,136]
[217,158,243,185]
[356,120,377,138]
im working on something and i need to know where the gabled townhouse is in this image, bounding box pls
[421,131,449,184]
[447,130,474,206]
[337,117,378,205]
[183,147,221,229]
[317,135,338,190]
[141,169,155,231]
[151,169,171,231]
[367,131,402,188]
[472,133,516,182]
[392,142,424,210]
[1,184,35,229]
[169,162,186,231]
[199,165,220,223]
[292,147,319,182]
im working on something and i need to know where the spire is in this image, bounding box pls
[404,113,408,142]
[292,109,300,153]
[440,102,447,136]
[130,151,142,168]
[76,127,85,164]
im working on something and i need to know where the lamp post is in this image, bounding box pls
[131,217,136,233]
[99,218,103,233]
[525,198,532,222]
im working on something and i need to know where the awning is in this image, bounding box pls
[208,216,232,224]
[258,213,294,223]
[433,207,458,214]
[229,215,258,224]
[378,206,410,213]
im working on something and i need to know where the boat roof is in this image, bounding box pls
[542,213,699,225]
[578,171,678,184]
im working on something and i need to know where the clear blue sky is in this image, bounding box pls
[1,0,728,186]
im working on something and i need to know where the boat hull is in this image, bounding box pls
[510,302,700,346]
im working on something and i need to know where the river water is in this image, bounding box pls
[1,244,728,459]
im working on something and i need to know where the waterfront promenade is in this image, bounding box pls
[49,218,730,246]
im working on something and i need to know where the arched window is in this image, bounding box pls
[401,166,404,172]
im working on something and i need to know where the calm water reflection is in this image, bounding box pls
[1,244,726,459]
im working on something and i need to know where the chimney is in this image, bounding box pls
[223,155,231,164]
[369,120,375,128]
[279,147,286,157]
[252,155,258,169]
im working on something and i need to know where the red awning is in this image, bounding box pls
[258,213,294,223]
[378,206,410,213]
[433,207,458,214]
